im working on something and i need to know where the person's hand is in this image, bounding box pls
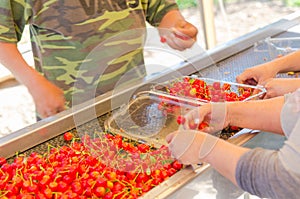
[236,63,278,86]
[260,78,300,99]
[183,103,229,134]
[158,10,198,51]
[166,130,219,164]
[28,75,66,118]
[161,20,198,51]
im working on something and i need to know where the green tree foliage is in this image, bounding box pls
[176,0,198,9]
[284,0,300,6]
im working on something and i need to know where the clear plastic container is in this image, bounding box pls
[151,76,266,103]
[104,91,201,147]
[105,76,266,146]
[254,37,300,59]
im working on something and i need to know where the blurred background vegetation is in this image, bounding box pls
[176,0,197,9]
[176,0,300,9]
[285,0,300,6]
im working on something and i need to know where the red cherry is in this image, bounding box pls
[136,173,150,183]
[176,115,186,125]
[230,126,240,131]
[160,169,169,179]
[125,172,136,180]
[63,131,74,141]
[151,177,163,186]
[172,160,183,170]
[104,191,113,199]
[137,143,150,153]
[49,181,58,191]
[28,184,38,193]
[167,167,177,176]
[160,36,167,43]
[94,186,106,197]
[222,83,231,91]
[62,174,73,184]
[22,180,31,190]
[242,90,251,98]
[57,181,69,192]
[39,175,51,188]
[107,171,117,181]
[72,181,83,195]
[198,122,209,130]
[112,182,124,193]
[212,82,221,90]
[95,177,107,187]
[163,163,172,170]
[0,157,7,166]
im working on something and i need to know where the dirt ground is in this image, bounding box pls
[0,0,298,137]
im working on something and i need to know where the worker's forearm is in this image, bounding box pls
[0,42,41,88]
[227,97,284,134]
[272,50,300,73]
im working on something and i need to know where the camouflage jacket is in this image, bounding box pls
[0,0,178,106]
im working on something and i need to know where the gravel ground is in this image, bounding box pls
[0,0,298,137]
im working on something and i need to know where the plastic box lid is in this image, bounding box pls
[104,91,201,147]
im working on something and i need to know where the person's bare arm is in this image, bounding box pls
[271,50,300,73]
[168,95,284,186]
[166,130,250,186]
[0,42,39,87]
[0,42,66,118]
[184,96,285,135]
[227,96,284,134]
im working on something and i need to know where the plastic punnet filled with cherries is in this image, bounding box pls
[151,75,266,138]
[152,75,266,103]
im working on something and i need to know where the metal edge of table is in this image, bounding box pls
[0,10,299,169]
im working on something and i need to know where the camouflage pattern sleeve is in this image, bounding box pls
[0,1,28,43]
[142,0,179,26]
